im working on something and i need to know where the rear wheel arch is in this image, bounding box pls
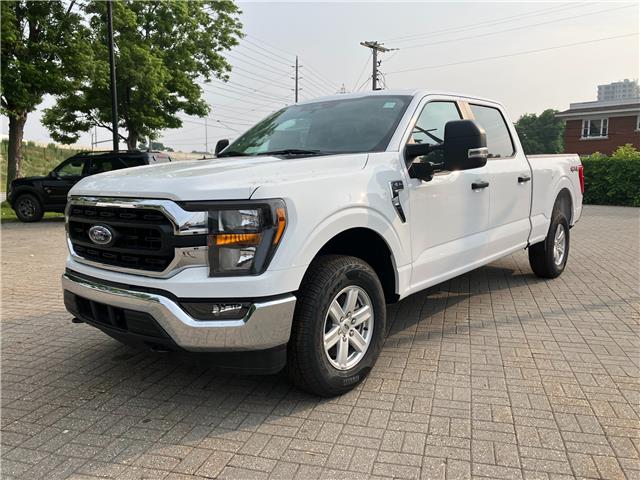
[554,188,573,224]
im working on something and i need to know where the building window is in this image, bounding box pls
[581,118,608,139]
[637,115,640,131]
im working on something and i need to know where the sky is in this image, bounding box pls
[2,0,638,153]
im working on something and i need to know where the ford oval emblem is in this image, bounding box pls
[88,225,114,245]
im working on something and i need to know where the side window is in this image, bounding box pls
[409,101,462,164]
[469,104,515,158]
[88,157,144,175]
[55,158,85,178]
[88,158,118,175]
[411,101,461,146]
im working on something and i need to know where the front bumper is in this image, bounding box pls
[62,271,296,352]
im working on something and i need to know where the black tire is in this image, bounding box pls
[528,211,570,279]
[14,193,44,222]
[287,255,386,397]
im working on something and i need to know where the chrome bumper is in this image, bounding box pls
[61,272,296,352]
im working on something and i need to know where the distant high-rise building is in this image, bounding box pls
[597,79,640,101]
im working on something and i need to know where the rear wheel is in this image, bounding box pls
[287,255,386,396]
[528,211,570,278]
[14,194,43,222]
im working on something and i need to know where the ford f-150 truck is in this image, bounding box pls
[62,90,584,396]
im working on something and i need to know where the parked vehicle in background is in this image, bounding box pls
[8,151,172,222]
[61,90,583,396]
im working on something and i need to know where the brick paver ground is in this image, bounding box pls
[1,205,638,480]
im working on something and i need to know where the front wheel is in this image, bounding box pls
[14,194,44,222]
[528,212,570,278]
[287,255,386,396]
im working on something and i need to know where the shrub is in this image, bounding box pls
[582,144,640,207]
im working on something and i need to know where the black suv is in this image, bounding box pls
[8,150,172,222]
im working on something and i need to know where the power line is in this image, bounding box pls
[242,36,293,64]
[386,32,638,75]
[226,52,291,78]
[383,3,576,44]
[399,4,635,51]
[352,53,371,92]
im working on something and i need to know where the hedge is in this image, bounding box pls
[581,144,640,207]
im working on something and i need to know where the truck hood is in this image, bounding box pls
[70,153,369,201]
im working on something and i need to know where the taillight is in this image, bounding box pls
[578,165,585,194]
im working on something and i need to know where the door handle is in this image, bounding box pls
[518,175,531,183]
[471,181,490,190]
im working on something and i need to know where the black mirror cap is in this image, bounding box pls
[443,120,488,171]
[215,139,230,157]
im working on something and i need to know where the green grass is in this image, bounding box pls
[1,200,64,223]
[1,140,82,191]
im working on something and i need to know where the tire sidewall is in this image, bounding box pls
[306,262,386,393]
[15,194,43,222]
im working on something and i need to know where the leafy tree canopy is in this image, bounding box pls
[43,0,243,150]
[1,0,90,189]
[514,109,565,155]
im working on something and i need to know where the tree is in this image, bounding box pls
[43,0,243,150]
[1,1,90,190]
[514,109,565,155]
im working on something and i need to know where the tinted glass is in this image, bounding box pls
[89,157,145,175]
[56,158,84,177]
[469,104,515,158]
[223,95,412,156]
[411,101,461,146]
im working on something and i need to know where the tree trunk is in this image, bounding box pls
[126,132,138,151]
[6,112,27,192]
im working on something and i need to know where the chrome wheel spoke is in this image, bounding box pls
[328,299,345,324]
[349,330,367,352]
[344,288,359,314]
[352,305,371,327]
[336,338,349,367]
[324,326,341,350]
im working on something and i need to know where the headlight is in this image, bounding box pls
[183,199,287,276]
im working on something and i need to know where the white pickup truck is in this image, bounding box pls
[62,90,584,396]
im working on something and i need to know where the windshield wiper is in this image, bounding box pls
[262,149,327,156]
[217,150,253,158]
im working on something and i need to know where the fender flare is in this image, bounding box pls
[9,186,44,207]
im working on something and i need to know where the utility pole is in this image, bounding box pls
[292,56,301,103]
[359,41,397,91]
[106,1,119,152]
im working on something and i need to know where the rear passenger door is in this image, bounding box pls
[468,103,532,256]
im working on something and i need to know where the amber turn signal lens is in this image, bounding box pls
[213,233,262,246]
[273,207,286,245]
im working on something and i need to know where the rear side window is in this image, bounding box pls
[88,156,145,175]
[469,104,515,158]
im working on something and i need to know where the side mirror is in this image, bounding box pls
[443,120,488,171]
[408,161,434,182]
[215,139,229,157]
[49,170,59,179]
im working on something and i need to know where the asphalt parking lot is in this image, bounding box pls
[1,205,638,480]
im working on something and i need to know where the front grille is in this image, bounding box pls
[67,204,206,273]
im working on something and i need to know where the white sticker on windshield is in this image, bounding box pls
[383,102,397,109]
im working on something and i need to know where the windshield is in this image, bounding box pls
[220,95,413,157]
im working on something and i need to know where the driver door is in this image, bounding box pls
[44,157,88,207]
[405,99,491,293]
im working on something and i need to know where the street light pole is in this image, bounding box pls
[106,1,119,152]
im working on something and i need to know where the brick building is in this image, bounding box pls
[556,98,640,155]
